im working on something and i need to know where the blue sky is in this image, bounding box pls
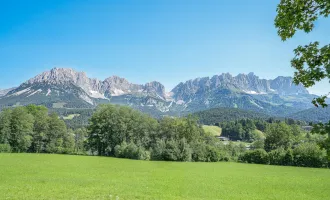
[0,0,329,94]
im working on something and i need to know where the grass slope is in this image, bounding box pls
[1,154,330,200]
[202,125,222,136]
[62,114,80,120]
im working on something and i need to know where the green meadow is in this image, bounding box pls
[202,125,222,136]
[0,154,329,200]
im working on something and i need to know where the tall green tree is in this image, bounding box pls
[9,107,34,152]
[275,0,330,106]
[0,109,12,144]
[264,123,293,152]
[275,0,330,157]
[46,112,68,153]
[25,105,49,153]
[87,104,157,156]
[74,128,87,153]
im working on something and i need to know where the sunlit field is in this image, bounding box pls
[0,154,329,200]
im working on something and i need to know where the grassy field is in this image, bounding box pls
[62,114,80,120]
[52,102,66,108]
[0,154,330,200]
[202,125,222,136]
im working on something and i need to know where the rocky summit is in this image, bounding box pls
[0,68,318,117]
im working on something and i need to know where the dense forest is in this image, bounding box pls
[219,118,307,141]
[0,105,87,154]
[192,107,271,125]
[0,104,329,168]
[288,106,330,123]
[54,108,94,129]
[219,118,328,168]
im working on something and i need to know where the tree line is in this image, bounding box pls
[238,121,328,168]
[0,104,329,168]
[219,118,306,142]
[87,104,243,162]
[0,105,86,154]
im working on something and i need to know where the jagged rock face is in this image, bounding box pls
[144,81,166,100]
[0,88,16,97]
[0,68,315,117]
[270,76,309,95]
[25,68,103,99]
[24,68,166,100]
[171,73,309,102]
[101,76,143,97]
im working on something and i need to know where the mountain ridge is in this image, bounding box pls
[0,67,319,117]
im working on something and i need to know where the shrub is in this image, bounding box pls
[268,148,286,165]
[163,140,180,161]
[282,149,293,166]
[240,149,269,164]
[0,144,11,153]
[151,139,192,162]
[163,139,192,162]
[250,130,265,141]
[224,142,246,161]
[137,148,151,160]
[114,142,128,158]
[151,140,166,161]
[124,143,139,159]
[293,143,327,168]
[114,142,150,160]
[206,145,221,162]
[177,139,192,162]
[250,140,265,150]
[191,142,207,162]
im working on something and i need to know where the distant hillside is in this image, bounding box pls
[52,108,94,129]
[192,107,270,125]
[288,107,330,123]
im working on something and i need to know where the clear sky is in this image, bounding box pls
[0,0,329,94]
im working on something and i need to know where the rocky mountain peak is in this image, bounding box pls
[144,81,166,99]
[171,72,309,102]
[270,76,308,95]
[26,67,89,85]
[0,87,16,97]
[21,67,167,100]
[0,68,316,118]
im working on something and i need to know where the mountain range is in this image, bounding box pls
[0,67,324,119]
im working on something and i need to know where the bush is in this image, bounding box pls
[114,142,128,158]
[151,140,166,160]
[164,139,192,162]
[151,139,191,162]
[282,149,293,166]
[224,142,246,161]
[250,140,265,150]
[177,139,192,161]
[137,148,151,160]
[124,143,139,159]
[114,142,150,160]
[293,143,327,168]
[268,148,286,165]
[240,149,269,164]
[191,142,207,162]
[250,130,265,141]
[0,144,11,153]
[206,145,221,162]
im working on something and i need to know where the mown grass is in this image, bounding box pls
[202,125,222,136]
[0,154,330,200]
[62,114,80,120]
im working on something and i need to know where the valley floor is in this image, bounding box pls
[0,154,329,200]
